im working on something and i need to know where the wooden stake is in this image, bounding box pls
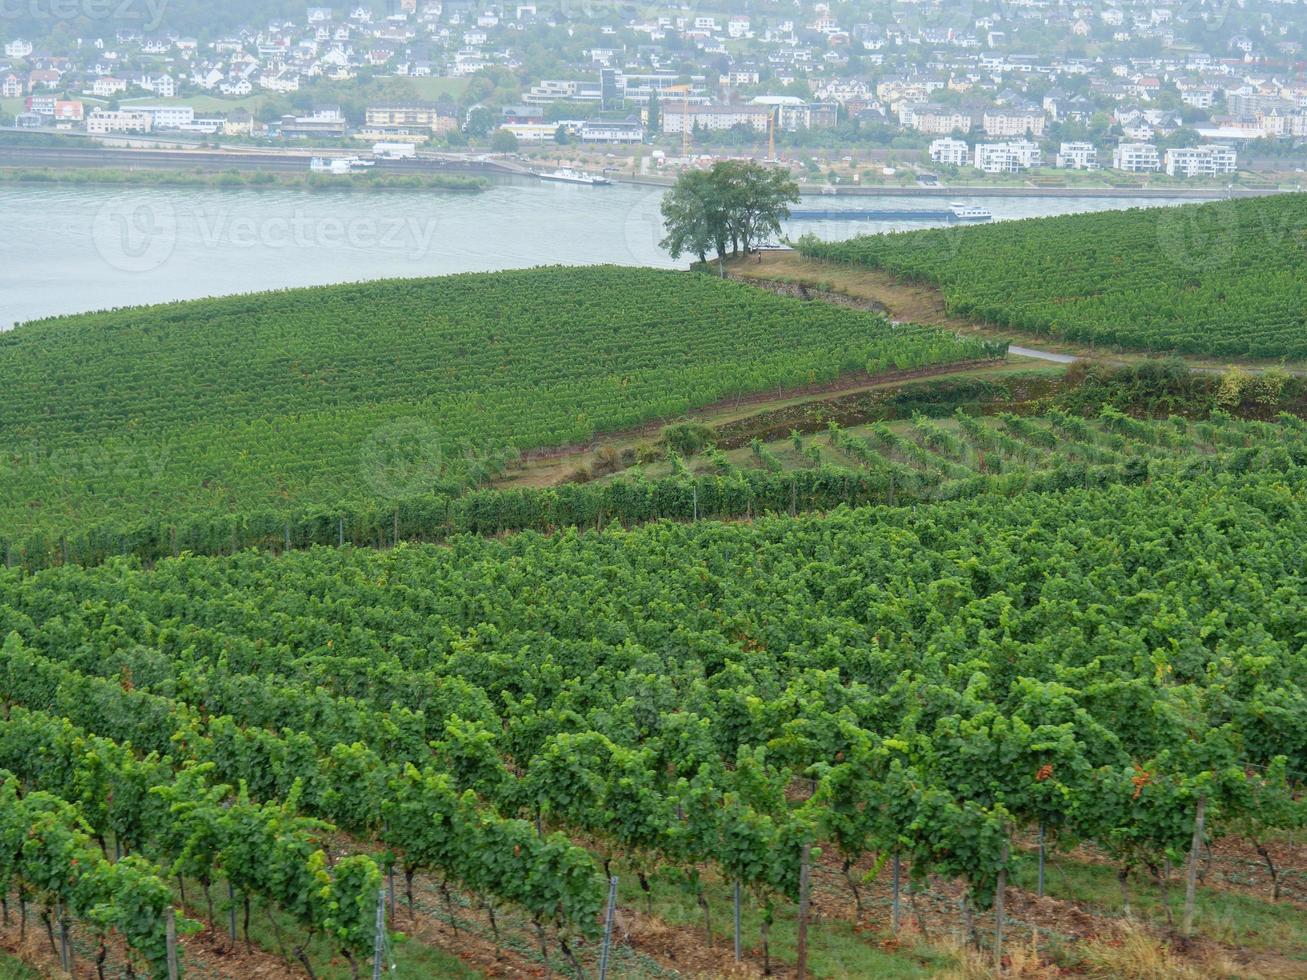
[1183,795,1207,937]
[796,844,811,979]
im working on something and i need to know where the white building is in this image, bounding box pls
[1165,145,1237,177]
[929,137,970,167]
[982,109,1046,137]
[90,77,128,97]
[136,74,176,97]
[86,109,154,134]
[1113,142,1161,172]
[905,104,974,134]
[133,105,195,129]
[498,122,559,143]
[579,118,644,143]
[974,140,1042,173]
[1056,141,1099,170]
[3,39,33,59]
[661,104,771,133]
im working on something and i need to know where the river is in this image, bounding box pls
[0,178,1201,328]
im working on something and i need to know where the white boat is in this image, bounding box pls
[310,157,352,175]
[534,168,612,186]
[949,202,993,222]
[309,156,373,175]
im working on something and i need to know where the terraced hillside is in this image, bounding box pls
[796,194,1307,358]
[0,266,1002,566]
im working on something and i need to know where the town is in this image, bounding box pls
[3,0,1306,183]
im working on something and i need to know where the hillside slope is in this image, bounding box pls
[0,266,1001,563]
[797,194,1307,358]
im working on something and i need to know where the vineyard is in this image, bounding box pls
[583,404,1302,511]
[0,420,1304,976]
[0,266,1003,568]
[796,193,1307,358]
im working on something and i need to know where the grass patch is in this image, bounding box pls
[639,864,957,979]
[406,76,471,100]
[0,951,38,980]
[1012,851,1307,960]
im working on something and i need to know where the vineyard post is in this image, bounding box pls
[338,516,345,548]
[372,887,385,980]
[995,837,1009,970]
[1037,825,1045,897]
[388,865,396,920]
[284,522,291,551]
[166,907,179,980]
[796,844,811,979]
[598,875,618,980]
[1183,795,1207,937]
[891,851,901,934]
[228,882,237,942]
[733,881,742,962]
[693,483,698,522]
[55,902,69,974]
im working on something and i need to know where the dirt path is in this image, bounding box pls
[495,358,1014,490]
[727,251,1307,376]
[0,896,298,980]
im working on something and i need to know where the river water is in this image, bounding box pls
[0,178,1199,328]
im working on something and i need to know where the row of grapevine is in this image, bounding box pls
[0,772,175,977]
[1,444,1304,971]
[0,266,1003,548]
[797,194,1307,357]
[6,403,1299,570]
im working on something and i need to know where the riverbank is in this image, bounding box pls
[0,166,488,192]
[0,141,512,178]
[613,172,1281,199]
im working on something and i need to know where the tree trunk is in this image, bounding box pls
[637,870,652,916]
[842,857,863,919]
[1255,841,1281,901]
[441,880,458,935]
[294,944,318,980]
[42,909,56,955]
[697,887,712,945]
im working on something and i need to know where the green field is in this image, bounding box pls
[0,266,1001,564]
[0,446,1303,976]
[406,76,471,100]
[797,194,1307,358]
[609,405,1298,499]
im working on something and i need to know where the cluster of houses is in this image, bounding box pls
[0,0,1303,169]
